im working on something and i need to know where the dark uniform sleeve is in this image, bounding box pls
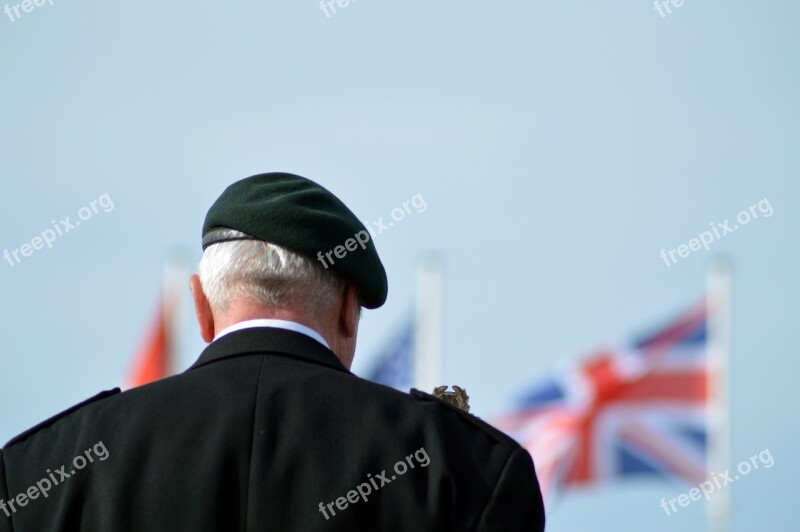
[476,447,546,532]
[0,449,12,532]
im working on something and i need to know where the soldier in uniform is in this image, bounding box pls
[0,172,545,531]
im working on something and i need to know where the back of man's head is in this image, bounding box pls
[198,228,345,319]
[190,172,386,368]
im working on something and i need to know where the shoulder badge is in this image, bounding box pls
[432,385,470,412]
[411,386,520,447]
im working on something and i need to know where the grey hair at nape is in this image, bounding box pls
[198,228,346,317]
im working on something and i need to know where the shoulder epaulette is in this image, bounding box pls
[410,388,520,448]
[3,388,121,449]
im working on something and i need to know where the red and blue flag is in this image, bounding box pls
[493,300,712,506]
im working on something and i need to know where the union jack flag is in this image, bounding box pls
[493,300,714,506]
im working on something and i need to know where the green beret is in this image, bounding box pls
[202,172,388,309]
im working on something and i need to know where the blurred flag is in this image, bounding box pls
[126,252,189,389]
[366,319,415,391]
[126,291,177,389]
[494,300,711,506]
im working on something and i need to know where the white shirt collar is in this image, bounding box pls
[213,319,330,349]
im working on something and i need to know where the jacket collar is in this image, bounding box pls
[188,327,350,374]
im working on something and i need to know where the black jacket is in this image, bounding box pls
[0,327,545,531]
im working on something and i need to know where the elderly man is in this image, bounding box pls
[0,172,545,531]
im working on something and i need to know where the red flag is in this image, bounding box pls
[126,294,175,389]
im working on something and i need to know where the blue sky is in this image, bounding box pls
[1,1,798,530]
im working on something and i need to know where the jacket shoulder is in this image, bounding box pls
[409,388,520,449]
[2,388,121,449]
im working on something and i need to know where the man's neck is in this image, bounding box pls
[211,302,347,361]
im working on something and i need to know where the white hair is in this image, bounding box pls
[198,228,346,318]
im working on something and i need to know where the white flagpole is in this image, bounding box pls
[707,258,732,532]
[163,247,191,374]
[414,254,444,392]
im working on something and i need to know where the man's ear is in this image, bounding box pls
[190,274,215,343]
[338,283,361,340]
